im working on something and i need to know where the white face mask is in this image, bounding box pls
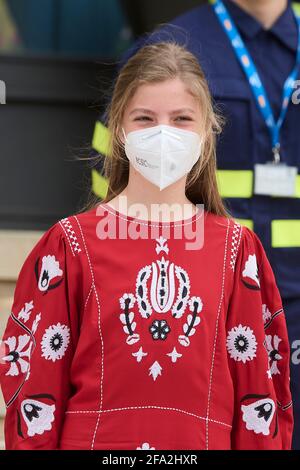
[122,124,202,191]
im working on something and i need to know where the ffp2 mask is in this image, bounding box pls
[122,124,202,191]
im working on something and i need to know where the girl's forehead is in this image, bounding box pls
[126,79,199,111]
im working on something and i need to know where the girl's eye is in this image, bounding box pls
[134,116,152,121]
[175,116,193,121]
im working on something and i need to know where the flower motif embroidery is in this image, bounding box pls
[1,334,32,376]
[264,334,282,375]
[32,313,42,335]
[119,293,140,345]
[167,347,182,363]
[136,442,155,450]
[120,293,135,310]
[119,237,204,380]
[178,296,202,347]
[262,304,272,324]
[226,324,257,363]
[132,347,148,363]
[242,254,260,290]
[41,323,70,362]
[19,395,56,437]
[241,394,276,437]
[17,301,34,323]
[35,255,63,293]
[149,361,162,381]
[149,319,171,340]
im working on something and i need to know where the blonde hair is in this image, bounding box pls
[83,41,230,217]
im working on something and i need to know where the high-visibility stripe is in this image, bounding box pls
[92,121,111,156]
[271,220,300,247]
[216,170,253,198]
[292,2,300,16]
[235,218,254,230]
[217,170,300,198]
[92,169,108,199]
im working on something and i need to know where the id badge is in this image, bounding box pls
[254,163,297,197]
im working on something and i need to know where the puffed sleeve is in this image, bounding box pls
[0,221,82,449]
[226,225,294,450]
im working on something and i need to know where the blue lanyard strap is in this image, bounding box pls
[210,0,300,161]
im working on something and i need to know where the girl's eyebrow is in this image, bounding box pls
[129,108,195,115]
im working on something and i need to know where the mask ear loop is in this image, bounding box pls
[122,127,127,143]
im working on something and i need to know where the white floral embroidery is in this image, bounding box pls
[132,347,148,363]
[149,361,162,381]
[241,398,275,435]
[38,255,63,292]
[2,334,32,376]
[151,258,176,314]
[18,301,34,323]
[136,442,155,450]
[226,324,257,363]
[167,347,182,363]
[265,334,282,375]
[155,236,169,255]
[171,265,191,319]
[119,293,135,310]
[135,266,153,319]
[21,399,55,436]
[178,296,202,347]
[242,254,260,288]
[262,304,272,324]
[120,238,204,380]
[119,293,140,345]
[32,313,42,335]
[41,323,70,362]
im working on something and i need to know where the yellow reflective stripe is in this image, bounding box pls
[292,2,300,16]
[217,170,300,198]
[271,220,300,247]
[216,170,253,198]
[235,218,254,230]
[92,121,111,156]
[92,169,108,199]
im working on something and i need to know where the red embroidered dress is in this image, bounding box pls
[0,203,293,450]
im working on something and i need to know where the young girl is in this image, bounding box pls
[0,42,293,450]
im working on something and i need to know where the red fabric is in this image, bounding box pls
[0,203,293,450]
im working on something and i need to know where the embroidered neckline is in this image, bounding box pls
[96,202,204,227]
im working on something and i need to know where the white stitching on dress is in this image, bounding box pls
[84,283,94,312]
[65,405,232,429]
[73,215,104,451]
[59,220,75,256]
[230,221,242,271]
[100,204,204,228]
[205,217,230,450]
[60,217,82,255]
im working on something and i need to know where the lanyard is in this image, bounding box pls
[211,0,300,163]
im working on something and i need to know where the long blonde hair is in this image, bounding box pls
[83,41,230,217]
